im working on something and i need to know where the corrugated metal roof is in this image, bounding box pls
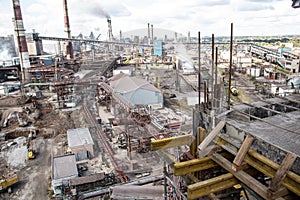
[110,75,160,93]
[67,128,94,148]
[53,154,78,180]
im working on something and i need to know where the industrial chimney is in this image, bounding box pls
[151,24,154,43]
[62,0,73,58]
[107,18,113,42]
[147,23,150,44]
[12,0,31,82]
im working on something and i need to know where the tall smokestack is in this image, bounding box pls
[62,0,73,59]
[120,30,122,41]
[63,0,71,39]
[12,0,31,82]
[188,31,191,43]
[107,18,113,42]
[147,23,150,44]
[151,24,154,43]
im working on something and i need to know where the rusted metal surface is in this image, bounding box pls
[98,82,151,126]
[82,102,128,183]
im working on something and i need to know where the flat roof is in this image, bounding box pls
[223,95,300,156]
[67,128,94,148]
[52,154,78,180]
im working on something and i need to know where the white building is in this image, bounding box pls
[285,59,300,74]
[67,128,94,161]
[113,66,134,76]
[52,154,78,195]
[109,74,163,109]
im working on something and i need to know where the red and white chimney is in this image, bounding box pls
[62,0,73,59]
[12,0,31,82]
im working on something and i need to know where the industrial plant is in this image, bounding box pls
[0,0,300,200]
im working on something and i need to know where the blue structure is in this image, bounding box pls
[153,40,163,56]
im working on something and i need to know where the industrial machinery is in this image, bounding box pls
[27,149,36,159]
[0,167,19,192]
[27,140,36,160]
[230,86,239,96]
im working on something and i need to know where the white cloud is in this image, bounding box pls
[0,0,298,38]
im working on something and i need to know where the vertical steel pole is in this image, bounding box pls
[211,34,215,108]
[228,23,233,110]
[215,46,218,108]
[198,32,201,110]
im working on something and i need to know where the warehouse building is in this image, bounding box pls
[52,154,78,195]
[67,128,94,161]
[109,74,163,109]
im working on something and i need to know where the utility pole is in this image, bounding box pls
[198,31,201,110]
[211,34,215,109]
[228,23,233,110]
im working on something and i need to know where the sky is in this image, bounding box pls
[0,0,299,40]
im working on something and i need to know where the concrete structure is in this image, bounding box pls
[52,154,78,195]
[247,67,260,77]
[109,74,163,109]
[155,95,300,199]
[285,59,300,74]
[113,66,134,76]
[233,54,252,69]
[26,33,43,56]
[67,128,94,160]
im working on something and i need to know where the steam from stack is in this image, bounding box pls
[12,0,31,82]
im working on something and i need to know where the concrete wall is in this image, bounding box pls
[52,175,78,195]
[70,144,94,161]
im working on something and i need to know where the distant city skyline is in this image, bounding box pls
[0,0,299,39]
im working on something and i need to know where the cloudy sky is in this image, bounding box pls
[0,0,299,39]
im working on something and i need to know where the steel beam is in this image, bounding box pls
[187,173,239,200]
[151,134,193,151]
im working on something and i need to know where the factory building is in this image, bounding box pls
[67,128,94,161]
[52,154,78,195]
[26,33,43,56]
[109,74,163,109]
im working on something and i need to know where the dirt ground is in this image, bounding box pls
[0,95,80,200]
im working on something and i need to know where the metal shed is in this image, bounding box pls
[109,74,163,109]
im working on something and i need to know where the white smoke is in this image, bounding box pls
[0,41,14,66]
[0,48,12,61]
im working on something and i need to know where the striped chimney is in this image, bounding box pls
[62,0,73,58]
[12,0,31,82]
[63,0,71,39]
